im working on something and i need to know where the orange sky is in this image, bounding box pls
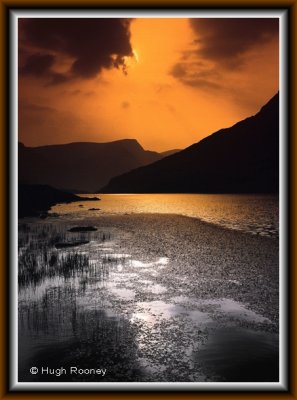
[18,18,279,152]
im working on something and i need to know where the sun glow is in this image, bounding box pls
[133,49,139,63]
[122,49,139,70]
[19,18,279,152]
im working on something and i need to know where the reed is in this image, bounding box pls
[18,222,114,288]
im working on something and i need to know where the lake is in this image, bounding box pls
[52,193,279,238]
[18,193,280,384]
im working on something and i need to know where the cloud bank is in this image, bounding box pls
[171,18,279,89]
[19,18,133,84]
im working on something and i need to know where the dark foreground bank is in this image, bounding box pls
[18,184,99,218]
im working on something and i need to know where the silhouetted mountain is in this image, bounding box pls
[19,139,171,193]
[160,149,181,157]
[101,94,279,194]
[19,184,99,218]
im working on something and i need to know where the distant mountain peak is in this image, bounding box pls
[19,138,178,193]
[101,93,279,194]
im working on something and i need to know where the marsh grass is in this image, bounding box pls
[18,222,113,289]
[18,221,144,382]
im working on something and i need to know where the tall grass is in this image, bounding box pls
[18,221,144,383]
[18,222,113,288]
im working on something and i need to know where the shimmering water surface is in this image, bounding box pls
[51,194,279,238]
[18,194,279,383]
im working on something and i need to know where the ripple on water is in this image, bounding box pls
[138,281,168,294]
[131,300,211,326]
[131,257,169,268]
[149,284,167,294]
[200,298,271,324]
[109,287,136,301]
[169,296,271,324]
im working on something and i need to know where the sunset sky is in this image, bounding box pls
[18,17,279,152]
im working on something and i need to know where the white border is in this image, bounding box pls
[10,9,288,392]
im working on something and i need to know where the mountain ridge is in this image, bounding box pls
[101,93,279,194]
[19,139,180,193]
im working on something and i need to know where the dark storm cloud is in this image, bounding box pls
[19,18,133,84]
[170,63,186,79]
[189,18,279,66]
[20,53,55,75]
[171,62,221,90]
[20,101,57,114]
[59,89,96,97]
[170,18,278,90]
[20,52,68,85]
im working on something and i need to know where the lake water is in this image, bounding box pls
[51,194,279,238]
[19,194,279,383]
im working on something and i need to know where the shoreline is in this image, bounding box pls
[49,209,279,239]
[49,192,279,239]
[18,212,279,382]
